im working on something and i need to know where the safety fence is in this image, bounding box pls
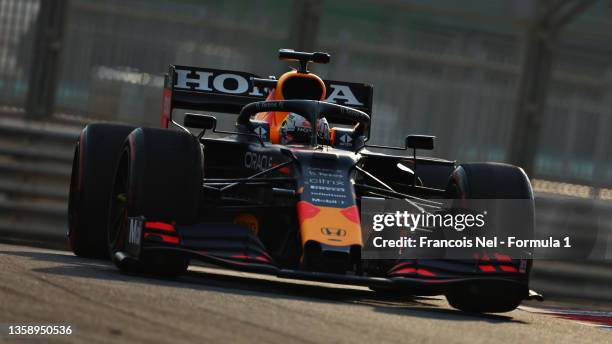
[1,0,612,187]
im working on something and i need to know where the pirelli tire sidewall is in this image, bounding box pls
[68,123,136,258]
[125,127,203,225]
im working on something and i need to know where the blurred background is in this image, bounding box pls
[0,0,610,305]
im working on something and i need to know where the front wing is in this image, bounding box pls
[119,218,541,299]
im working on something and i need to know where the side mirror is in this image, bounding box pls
[406,135,435,150]
[184,113,217,130]
[405,135,435,187]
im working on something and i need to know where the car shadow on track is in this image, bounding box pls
[1,249,525,324]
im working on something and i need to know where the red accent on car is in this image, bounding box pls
[390,261,413,272]
[391,267,436,277]
[145,221,175,232]
[479,265,496,272]
[297,201,321,224]
[500,265,518,272]
[480,251,491,261]
[272,163,291,174]
[255,255,270,263]
[417,268,435,277]
[230,255,270,263]
[161,87,172,128]
[340,205,360,224]
[393,267,416,274]
[144,233,179,244]
[494,253,512,262]
[231,255,249,260]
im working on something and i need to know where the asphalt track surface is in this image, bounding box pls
[0,243,609,344]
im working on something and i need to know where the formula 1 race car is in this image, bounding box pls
[67,49,540,313]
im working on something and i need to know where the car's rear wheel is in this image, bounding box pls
[108,128,203,277]
[444,162,534,313]
[68,123,136,258]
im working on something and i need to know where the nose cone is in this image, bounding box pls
[297,201,362,247]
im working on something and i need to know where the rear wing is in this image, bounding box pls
[161,65,373,128]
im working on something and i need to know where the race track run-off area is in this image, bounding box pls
[0,243,610,344]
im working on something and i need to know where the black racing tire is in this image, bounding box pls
[68,123,136,259]
[444,162,534,313]
[446,163,533,200]
[445,281,527,313]
[107,128,203,277]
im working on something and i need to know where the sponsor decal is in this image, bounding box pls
[244,151,273,171]
[326,84,364,106]
[175,68,269,96]
[254,126,267,137]
[338,133,353,145]
[174,68,371,111]
[303,166,351,207]
[321,227,347,237]
[250,121,270,141]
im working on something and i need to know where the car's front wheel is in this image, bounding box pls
[107,128,203,277]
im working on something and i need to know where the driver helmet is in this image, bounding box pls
[280,113,330,145]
